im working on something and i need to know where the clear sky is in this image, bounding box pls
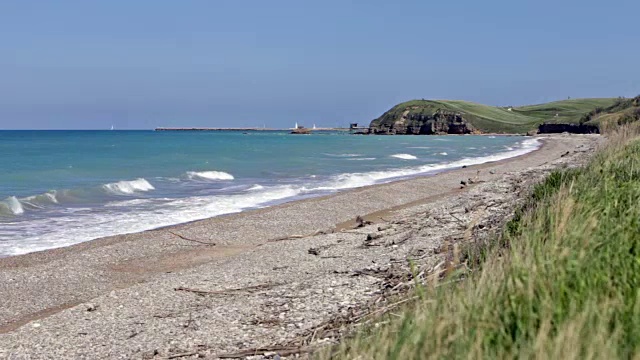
[1,0,638,130]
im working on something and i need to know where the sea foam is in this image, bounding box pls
[102,178,155,195]
[186,171,234,181]
[0,196,25,216]
[391,154,417,160]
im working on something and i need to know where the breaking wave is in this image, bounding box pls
[0,196,24,216]
[391,154,417,160]
[102,178,155,195]
[186,171,234,181]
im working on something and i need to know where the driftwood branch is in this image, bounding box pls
[217,346,312,358]
[168,231,216,246]
[167,351,199,359]
[262,229,333,245]
[175,283,278,296]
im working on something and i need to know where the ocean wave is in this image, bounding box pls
[346,157,376,161]
[248,184,265,191]
[0,184,305,255]
[186,171,234,181]
[102,178,155,195]
[391,154,417,160]
[23,191,59,205]
[0,196,25,216]
[407,146,431,149]
[307,138,541,192]
[105,199,155,207]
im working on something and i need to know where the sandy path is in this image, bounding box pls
[0,134,600,359]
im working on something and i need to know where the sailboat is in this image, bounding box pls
[294,122,299,129]
[313,124,317,130]
[110,125,114,131]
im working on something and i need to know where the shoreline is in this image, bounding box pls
[0,134,602,359]
[1,135,540,260]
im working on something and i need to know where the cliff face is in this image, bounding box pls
[369,104,475,135]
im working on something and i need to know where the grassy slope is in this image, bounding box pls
[323,126,640,359]
[370,98,618,133]
[512,98,618,124]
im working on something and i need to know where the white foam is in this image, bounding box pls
[0,196,24,215]
[186,171,234,181]
[248,184,265,191]
[391,154,417,160]
[346,157,376,161]
[105,199,155,207]
[307,138,541,192]
[439,152,448,156]
[0,184,304,256]
[23,191,58,204]
[102,178,155,195]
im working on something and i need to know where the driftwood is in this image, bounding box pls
[262,229,333,245]
[168,231,216,246]
[175,283,278,296]
[217,346,312,358]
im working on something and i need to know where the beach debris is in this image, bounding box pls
[168,230,216,246]
[217,346,312,359]
[265,229,334,244]
[86,303,98,312]
[308,247,321,256]
[490,169,496,174]
[175,283,278,296]
[355,215,373,228]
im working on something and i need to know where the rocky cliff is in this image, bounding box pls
[369,102,476,135]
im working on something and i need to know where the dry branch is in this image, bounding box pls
[168,231,216,246]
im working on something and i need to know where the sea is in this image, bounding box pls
[0,130,540,256]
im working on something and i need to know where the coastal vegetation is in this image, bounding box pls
[321,124,640,359]
[368,97,635,134]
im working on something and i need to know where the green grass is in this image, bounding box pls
[370,98,619,133]
[321,125,640,359]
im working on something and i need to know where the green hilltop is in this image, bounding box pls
[369,97,624,134]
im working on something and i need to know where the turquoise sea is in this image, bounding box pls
[0,130,539,256]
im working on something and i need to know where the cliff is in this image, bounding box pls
[367,98,623,135]
[369,101,476,135]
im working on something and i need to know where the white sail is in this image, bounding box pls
[313,124,317,129]
[110,125,114,130]
[294,122,299,129]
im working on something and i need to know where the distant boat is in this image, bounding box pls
[294,122,299,129]
[313,124,317,130]
[110,125,114,131]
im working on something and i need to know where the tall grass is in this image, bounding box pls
[321,126,640,359]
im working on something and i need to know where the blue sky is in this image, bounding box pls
[0,0,638,129]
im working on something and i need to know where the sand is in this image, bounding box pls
[0,134,602,359]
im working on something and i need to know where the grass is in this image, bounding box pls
[320,124,640,359]
[370,98,619,133]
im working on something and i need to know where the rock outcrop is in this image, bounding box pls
[537,123,600,134]
[369,105,475,135]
